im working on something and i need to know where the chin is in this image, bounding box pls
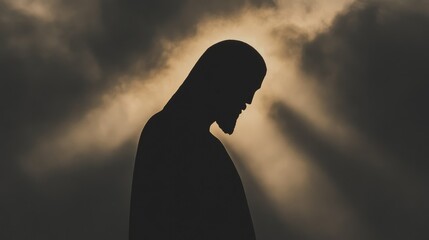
[217,114,239,135]
[220,125,234,135]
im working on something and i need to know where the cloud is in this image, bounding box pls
[2,141,136,240]
[301,0,429,166]
[269,0,429,239]
[1,0,275,239]
[0,0,275,168]
[8,0,428,238]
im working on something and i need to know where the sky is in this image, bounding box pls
[1,0,428,239]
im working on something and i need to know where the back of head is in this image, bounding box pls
[197,40,266,77]
[186,40,267,94]
[169,40,266,104]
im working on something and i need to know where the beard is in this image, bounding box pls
[216,111,240,135]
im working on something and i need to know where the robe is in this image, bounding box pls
[129,109,255,240]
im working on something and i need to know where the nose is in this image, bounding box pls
[245,93,255,104]
[246,86,261,104]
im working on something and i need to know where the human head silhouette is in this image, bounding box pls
[167,40,267,134]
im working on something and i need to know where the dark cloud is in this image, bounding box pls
[0,0,275,166]
[270,0,429,239]
[301,0,429,173]
[2,140,136,240]
[271,102,428,240]
[91,0,275,72]
[1,0,274,239]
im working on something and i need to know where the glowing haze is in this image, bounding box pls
[3,0,428,239]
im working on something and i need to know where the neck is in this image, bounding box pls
[163,92,215,133]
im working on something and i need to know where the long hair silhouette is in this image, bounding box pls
[129,40,266,240]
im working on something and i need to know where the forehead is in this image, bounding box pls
[232,69,264,87]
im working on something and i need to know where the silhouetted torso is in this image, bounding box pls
[129,109,255,239]
[129,39,266,239]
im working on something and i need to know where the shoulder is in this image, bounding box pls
[141,111,163,134]
[136,111,170,156]
[139,111,171,140]
[134,111,174,170]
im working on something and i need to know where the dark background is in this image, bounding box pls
[2,0,428,239]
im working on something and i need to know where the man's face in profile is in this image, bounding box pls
[215,75,262,134]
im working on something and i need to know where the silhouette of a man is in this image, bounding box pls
[129,40,266,239]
